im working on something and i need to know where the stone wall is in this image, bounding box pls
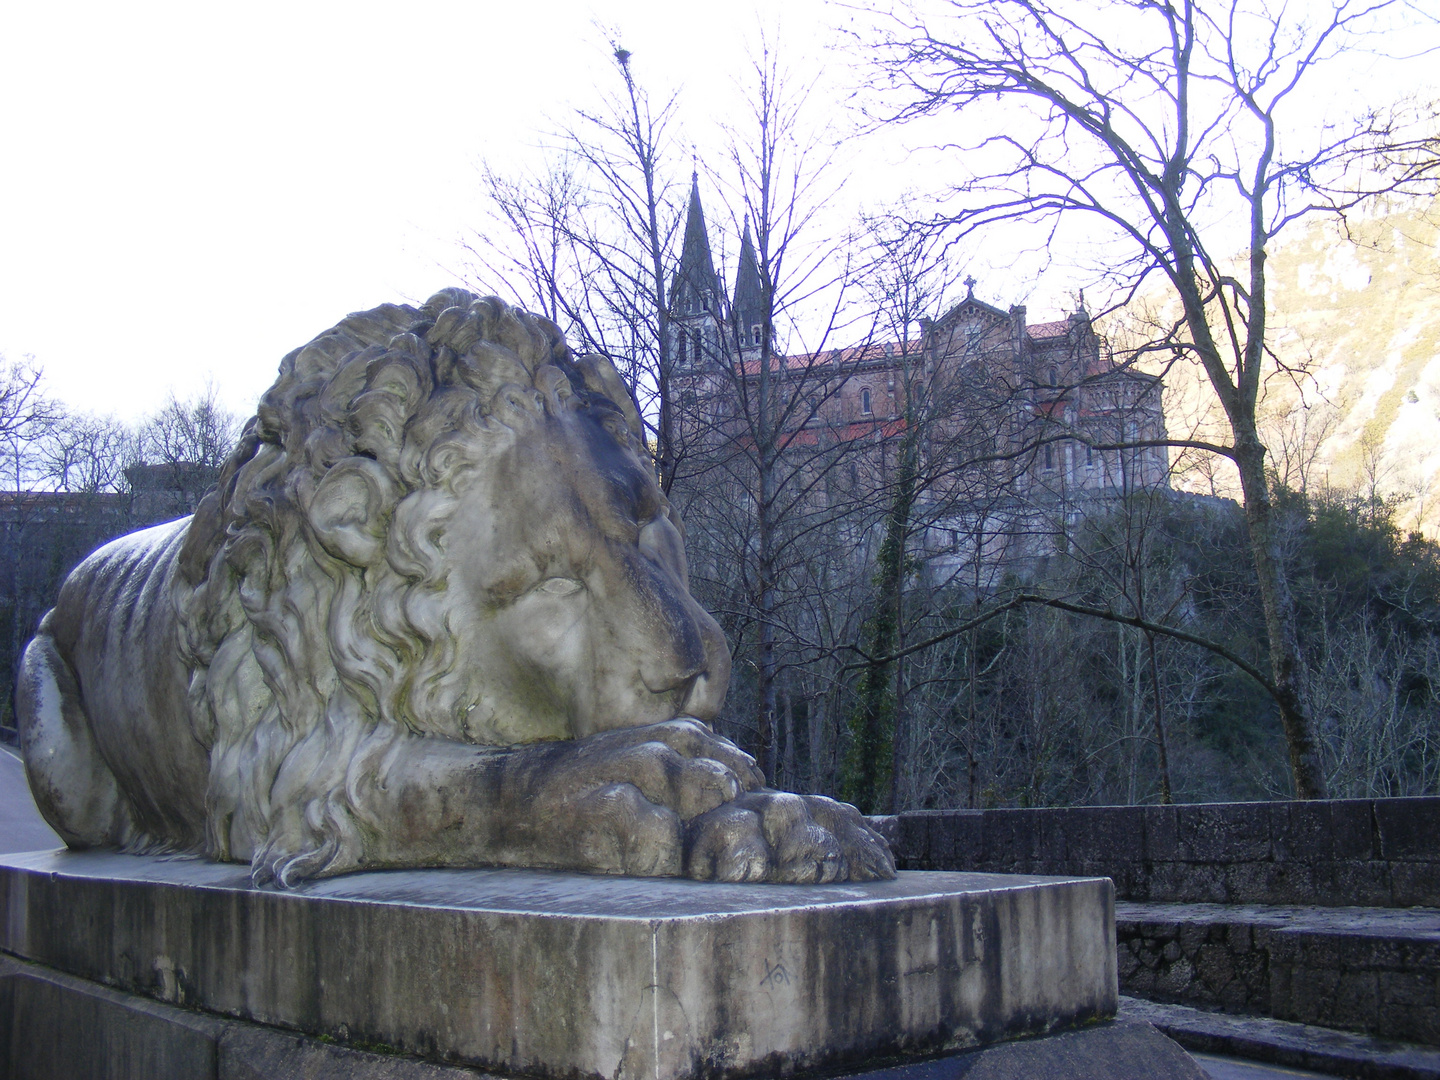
[1116,904,1440,1044]
[873,797,1440,908]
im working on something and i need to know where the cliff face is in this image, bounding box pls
[1163,197,1440,535]
[1271,198,1440,524]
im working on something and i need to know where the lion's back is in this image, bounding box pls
[26,516,210,850]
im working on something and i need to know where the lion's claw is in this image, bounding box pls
[684,790,896,883]
[514,722,892,883]
[565,718,763,821]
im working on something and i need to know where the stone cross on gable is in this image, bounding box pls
[964,275,978,296]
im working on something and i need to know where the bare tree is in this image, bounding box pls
[467,44,690,490]
[468,161,591,329]
[138,387,237,469]
[840,217,964,811]
[673,45,876,780]
[39,413,134,495]
[134,386,240,514]
[0,355,61,490]
[866,0,1438,797]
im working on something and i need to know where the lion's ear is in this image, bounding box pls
[308,457,398,567]
[576,354,643,442]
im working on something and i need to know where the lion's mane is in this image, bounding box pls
[173,289,642,886]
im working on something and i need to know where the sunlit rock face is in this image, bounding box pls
[1167,199,1440,535]
[16,290,893,888]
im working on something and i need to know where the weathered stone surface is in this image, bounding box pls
[0,851,1116,1080]
[0,954,501,1079]
[1,954,220,1080]
[0,954,1195,1080]
[14,291,890,890]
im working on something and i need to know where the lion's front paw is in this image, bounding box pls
[683,790,896,884]
[567,717,766,820]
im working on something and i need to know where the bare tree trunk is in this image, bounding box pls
[1144,630,1173,804]
[1120,627,1137,804]
[782,685,796,790]
[1234,434,1328,797]
[967,620,979,809]
[755,329,778,780]
[614,50,679,493]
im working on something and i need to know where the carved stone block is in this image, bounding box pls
[0,851,1116,1080]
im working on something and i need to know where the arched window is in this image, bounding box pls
[860,387,872,415]
[1044,443,1053,469]
[692,331,702,360]
[677,332,688,363]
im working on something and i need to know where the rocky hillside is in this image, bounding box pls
[1161,197,1440,534]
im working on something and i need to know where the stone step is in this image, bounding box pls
[1120,996,1440,1080]
[1117,901,1440,1045]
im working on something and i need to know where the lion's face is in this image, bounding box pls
[180,292,738,870]
[431,378,729,745]
[167,293,905,888]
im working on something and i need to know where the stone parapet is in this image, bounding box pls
[0,850,1118,1080]
[876,797,1440,908]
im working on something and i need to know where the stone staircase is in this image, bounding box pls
[875,798,1440,1079]
[1118,901,1440,1045]
[1119,996,1440,1079]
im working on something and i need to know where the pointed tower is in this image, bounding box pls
[731,217,763,354]
[671,173,721,319]
[669,174,725,374]
[668,173,727,453]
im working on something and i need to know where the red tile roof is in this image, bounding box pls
[741,339,924,376]
[1027,319,1070,340]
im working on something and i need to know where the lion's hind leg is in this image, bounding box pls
[16,620,139,849]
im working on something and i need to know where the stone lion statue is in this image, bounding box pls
[17,290,893,888]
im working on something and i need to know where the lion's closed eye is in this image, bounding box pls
[535,577,585,597]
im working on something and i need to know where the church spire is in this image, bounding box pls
[671,173,720,317]
[732,216,762,347]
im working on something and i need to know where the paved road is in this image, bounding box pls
[1193,1053,1334,1079]
[0,744,63,854]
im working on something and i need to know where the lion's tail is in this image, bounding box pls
[16,614,139,849]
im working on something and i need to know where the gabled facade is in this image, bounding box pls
[921,289,1169,497]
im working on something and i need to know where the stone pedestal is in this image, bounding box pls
[0,851,1119,1080]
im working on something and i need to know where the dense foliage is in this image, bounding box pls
[694,486,1440,810]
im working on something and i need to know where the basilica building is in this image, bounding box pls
[665,175,1171,574]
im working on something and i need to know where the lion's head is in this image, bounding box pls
[173,290,730,880]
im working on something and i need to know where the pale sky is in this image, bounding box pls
[0,0,855,422]
[1,1,1435,426]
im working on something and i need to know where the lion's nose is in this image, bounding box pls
[640,651,705,696]
[679,658,728,721]
[637,600,731,722]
